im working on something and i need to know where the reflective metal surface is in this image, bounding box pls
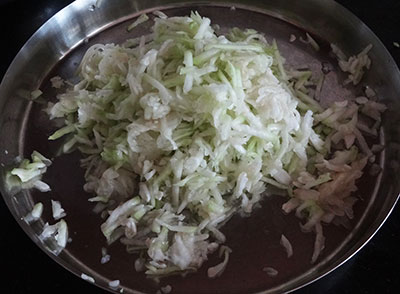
[1,0,399,293]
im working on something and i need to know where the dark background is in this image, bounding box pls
[0,0,399,293]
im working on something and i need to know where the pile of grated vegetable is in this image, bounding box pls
[7,11,386,278]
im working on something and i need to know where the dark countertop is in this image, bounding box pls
[0,0,399,293]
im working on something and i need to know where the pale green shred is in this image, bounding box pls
[127,13,149,31]
[39,219,69,255]
[305,33,320,51]
[24,202,44,223]
[331,43,373,85]
[5,151,52,193]
[31,89,43,100]
[44,12,385,274]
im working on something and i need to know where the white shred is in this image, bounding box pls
[315,75,324,101]
[161,284,173,294]
[101,254,111,264]
[153,10,167,19]
[51,199,66,220]
[207,246,232,278]
[289,34,296,42]
[39,219,68,253]
[355,96,369,104]
[55,219,68,248]
[299,33,320,51]
[101,247,111,264]
[311,223,325,263]
[108,280,120,289]
[24,202,44,223]
[50,76,65,88]
[263,267,278,277]
[364,86,376,98]
[306,33,320,51]
[280,234,293,258]
[81,273,95,283]
[95,0,103,8]
[134,257,146,272]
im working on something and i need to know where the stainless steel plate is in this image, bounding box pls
[1,1,400,293]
